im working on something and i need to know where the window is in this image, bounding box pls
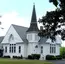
[50,44,56,53]
[28,34,32,40]
[9,34,14,42]
[9,44,11,53]
[35,34,39,40]
[41,46,43,54]
[9,44,16,53]
[12,44,13,53]
[35,45,38,48]
[5,46,7,53]
[19,46,21,53]
[14,44,16,53]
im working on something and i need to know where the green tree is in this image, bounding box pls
[60,47,65,58]
[38,0,65,41]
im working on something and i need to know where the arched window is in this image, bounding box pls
[35,45,38,48]
[9,34,14,42]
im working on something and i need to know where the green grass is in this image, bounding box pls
[0,58,52,64]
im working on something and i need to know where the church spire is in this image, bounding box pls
[27,4,39,32]
[31,3,37,23]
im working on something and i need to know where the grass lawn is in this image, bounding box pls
[0,58,52,64]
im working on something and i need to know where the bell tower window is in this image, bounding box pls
[35,34,39,40]
[27,34,32,40]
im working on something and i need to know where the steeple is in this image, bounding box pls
[27,4,39,32]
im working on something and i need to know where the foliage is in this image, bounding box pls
[49,0,65,9]
[0,49,3,57]
[46,55,56,60]
[49,0,58,7]
[46,55,62,60]
[28,55,33,59]
[56,55,62,60]
[32,54,40,60]
[3,56,10,58]
[38,0,65,41]
[13,55,23,59]
[60,47,65,58]
[28,54,40,60]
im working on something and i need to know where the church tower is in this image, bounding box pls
[27,4,40,55]
[26,4,39,32]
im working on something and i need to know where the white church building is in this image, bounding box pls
[1,5,61,60]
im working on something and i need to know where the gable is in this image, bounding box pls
[2,25,23,44]
[12,24,28,43]
[12,24,28,40]
[0,36,4,43]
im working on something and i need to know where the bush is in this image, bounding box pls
[56,55,62,60]
[60,47,65,59]
[28,55,33,59]
[32,54,40,60]
[3,56,10,58]
[62,55,65,59]
[36,54,40,60]
[21,55,23,59]
[13,55,23,59]
[0,49,3,57]
[13,56,17,59]
[28,54,40,60]
[46,55,56,60]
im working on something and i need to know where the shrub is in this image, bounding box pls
[56,55,62,60]
[13,56,17,59]
[28,54,40,60]
[62,55,65,59]
[46,55,56,60]
[0,49,3,57]
[60,47,65,59]
[36,54,40,60]
[32,54,40,60]
[3,56,10,58]
[28,55,33,59]
[21,55,23,59]
[13,55,23,59]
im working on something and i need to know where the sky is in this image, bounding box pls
[0,0,64,46]
[0,0,56,35]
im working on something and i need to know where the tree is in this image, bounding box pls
[38,0,65,41]
[60,47,65,58]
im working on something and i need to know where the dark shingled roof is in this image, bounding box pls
[39,37,47,44]
[27,4,39,32]
[0,36,4,43]
[12,24,28,43]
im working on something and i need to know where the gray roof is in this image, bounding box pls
[12,24,28,43]
[39,37,47,44]
[26,4,39,32]
[0,36,4,43]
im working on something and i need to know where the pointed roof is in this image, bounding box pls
[27,4,39,32]
[0,36,4,43]
[12,24,28,43]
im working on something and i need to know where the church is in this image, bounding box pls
[1,4,61,60]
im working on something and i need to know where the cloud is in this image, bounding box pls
[0,11,30,36]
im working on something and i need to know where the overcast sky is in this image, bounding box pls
[0,0,64,46]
